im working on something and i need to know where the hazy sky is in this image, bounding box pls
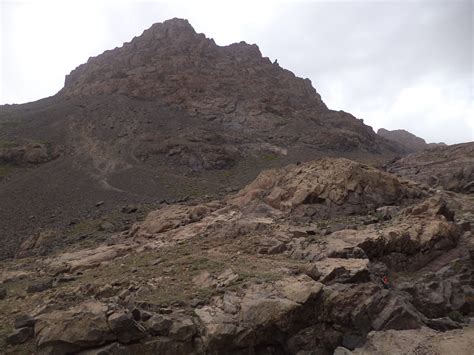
[1,0,473,144]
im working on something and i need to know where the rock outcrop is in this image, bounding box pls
[0,143,56,166]
[386,142,474,193]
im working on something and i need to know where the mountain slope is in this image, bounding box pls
[0,18,406,259]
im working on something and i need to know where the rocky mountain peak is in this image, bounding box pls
[377,128,446,152]
[60,18,326,119]
[137,18,203,46]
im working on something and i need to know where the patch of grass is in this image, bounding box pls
[261,154,279,162]
[0,164,14,178]
[0,121,20,128]
[0,140,18,149]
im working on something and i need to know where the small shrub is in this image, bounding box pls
[448,310,464,322]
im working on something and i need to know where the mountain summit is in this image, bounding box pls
[61,18,327,118]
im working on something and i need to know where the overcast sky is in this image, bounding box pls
[1,0,473,144]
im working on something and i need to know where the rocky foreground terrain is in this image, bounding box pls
[1,156,473,354]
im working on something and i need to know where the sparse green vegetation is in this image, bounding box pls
[261,153,278,162]
[0,140,18,149]
[448,310,464,323]
[0,164,14,178]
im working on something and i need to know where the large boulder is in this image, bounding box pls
[34,300,116,353]
[107,311,147,343]
[195,275,323,351]
[307,258,370,285]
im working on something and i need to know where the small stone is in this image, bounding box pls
[121,206,138,214]
[56,275,77,283]
[305,264,321,281]
[6,327,34,345]
[150,258,162,266]
[267,242,287,255]
[14,314,36,329]
[131,308,141,321]
[334,347,353,355]
[98,221,114,232]
[140,310,152,322]
[26,279,53,293]
[95,201,104,207]
[0,285,6,299]
[147,314,173,335]
[459,221,471,232]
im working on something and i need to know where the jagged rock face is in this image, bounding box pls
[60,18,326,120]
[385,142,474,193]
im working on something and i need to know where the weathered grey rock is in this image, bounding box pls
[426,317,462,331]
[78,342,131,355]
[375,206,399,220]
[371,296,424,331]
[311,258,370,285]
[195,276,323,350]
[6,327,34,345]
[26,278,53,293]
[14,314,36,328]
[169,317,196,341]
[35,300,116,353]
[108,310,147,343]
[146,314,173,336]
[334,346,354,355]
